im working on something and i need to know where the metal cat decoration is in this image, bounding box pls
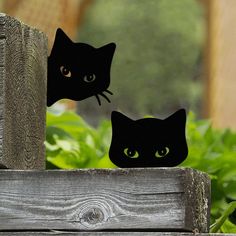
[109,109,188,168]
[48,28,188,168]
[47,28,116,106]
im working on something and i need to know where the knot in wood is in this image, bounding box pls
[80,207,105,225]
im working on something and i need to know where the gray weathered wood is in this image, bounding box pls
[0,13,47,169]
[0,233,233,236]
[0,168,210,232]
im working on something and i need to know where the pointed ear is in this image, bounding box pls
[97,43,116,63]
[111,111,133,130]
[98,42,116,53]
[50,28,73,56]
[55,28,73,44]
[165,109,187,128]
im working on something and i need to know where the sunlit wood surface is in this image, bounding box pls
[206,0,236,130]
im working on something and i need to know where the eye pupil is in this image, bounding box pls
[161,149,166,155]
[124,148,139,158]
[60,66,71,78]
[63,68,68,74]
[84,74,96,83]
[128,149,135,156]
[155,147,169,158]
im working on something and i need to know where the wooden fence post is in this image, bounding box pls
[0,13,47,169]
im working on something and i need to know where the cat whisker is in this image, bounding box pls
[95,94,101,106]
[95,91,112,106]
[100,92,111,103]
[104,89,113,95]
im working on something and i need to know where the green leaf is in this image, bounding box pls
[221,219,236,233]
[210,201,236,233]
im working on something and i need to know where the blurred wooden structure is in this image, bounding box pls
[203,0,236,130]
[2,0,91,49]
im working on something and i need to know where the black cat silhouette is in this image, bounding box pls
[47,28,116,106]
[109,109,188,168]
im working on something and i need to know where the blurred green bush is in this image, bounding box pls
[182,112,236,233]
[77,0,205,123]
[46,110,236,233]
[46,111,115,169]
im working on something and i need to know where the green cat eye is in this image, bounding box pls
[60,66,71,78]
[155,147,170,158]
[83,74,96,83]
[124,148,139,158]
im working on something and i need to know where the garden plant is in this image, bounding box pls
[46,110,236,233]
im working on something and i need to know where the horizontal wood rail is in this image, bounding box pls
[0,168,210,232]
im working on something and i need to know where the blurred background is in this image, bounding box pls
[0,0,235,130]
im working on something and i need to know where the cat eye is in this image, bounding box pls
[124,148,139,158]
[155,147,170,158]
[83,74,96,83]
[60,66,71,78]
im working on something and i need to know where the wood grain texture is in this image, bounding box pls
[0,233,233,236]
[0,168,210,232]
[0,13,47,169]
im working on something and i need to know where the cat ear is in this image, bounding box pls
[97,43,116,62]
[165,109,187,129]
[55,28,73,44]
[50,28,72,56]
[111,111,133,130]
[98,42,116,53]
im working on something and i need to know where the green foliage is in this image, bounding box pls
[46,110,236,233]
[46,111,115,169]
[180,112,236,233]
[210,201,236,233]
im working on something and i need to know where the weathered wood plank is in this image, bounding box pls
[0,13,47,169]
[0,232,233,236]
[0,168,210,232]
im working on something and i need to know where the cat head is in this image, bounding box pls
[47,28,116,106]
[109,109,188,168]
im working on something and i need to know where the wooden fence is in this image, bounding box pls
[0,13,232,235]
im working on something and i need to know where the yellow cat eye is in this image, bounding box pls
[155,147,170,158]
[124,148,139,158]
[60,66,71,78]
[83,74,96,83]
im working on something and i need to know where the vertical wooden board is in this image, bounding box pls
[206,0,236,130]
[184,168,211,233]
[0,168,210,232]
[0,15,5,167]
[0,13,47,169]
